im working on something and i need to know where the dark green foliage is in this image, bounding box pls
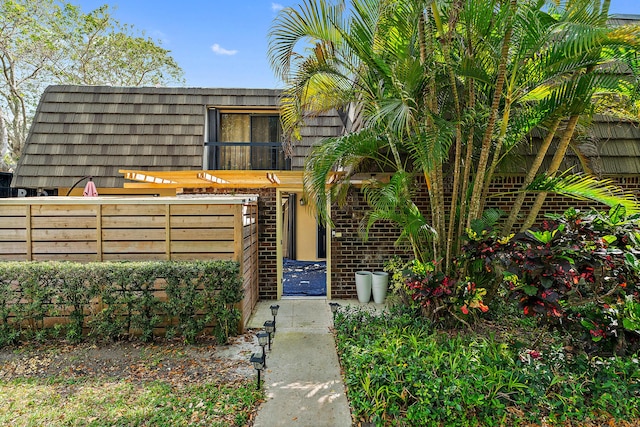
[14,263,57,339]
[0,260,243,346]
[334,306,640,426]
[164,261,243,344]
[0,265,20,346]
[465,206,640,355]
[163,262,210,344]
[91,263,135,341]
[205,262,243,344]
[53,262,97,343]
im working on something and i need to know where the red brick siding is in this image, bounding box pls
[329,176,640,299]
[330,189,412,299]
[187,176,640,300]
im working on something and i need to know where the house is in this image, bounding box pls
[11,85,371,301]
[12,86,341,192]
[10,85,640,301]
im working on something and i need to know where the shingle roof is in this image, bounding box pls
[609,14,640,26]
[498,15,640,177]
[13,85,343,189]
[501,115,640,176]
[13,85,640,190]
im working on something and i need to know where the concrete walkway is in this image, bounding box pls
[247,299,377,427]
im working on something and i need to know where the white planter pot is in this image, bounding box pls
[372,271,389,304]
[355,271,372,303]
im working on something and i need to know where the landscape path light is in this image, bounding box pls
[270,304,280,332]
[257,331,269,367]
[329,302,341,320]
[250,353,264,390]
[264,320,275,350]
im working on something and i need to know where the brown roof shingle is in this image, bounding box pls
[13,85,344,189]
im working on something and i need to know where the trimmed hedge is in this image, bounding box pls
[0,260,243,346]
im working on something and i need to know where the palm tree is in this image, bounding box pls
[268,0,640,274]
[270,0,438,258]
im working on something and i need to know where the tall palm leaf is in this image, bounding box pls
[270,0,640,277]
[304,124,396,222]
[360,170,435,262]
[527,173,640,214]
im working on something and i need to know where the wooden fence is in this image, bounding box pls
[0,195,259,328]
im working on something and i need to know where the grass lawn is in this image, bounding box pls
[0,334,264,426]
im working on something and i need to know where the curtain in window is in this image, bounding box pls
[219,114,250,170]
[251,116,282,169]
[217,114,283,170]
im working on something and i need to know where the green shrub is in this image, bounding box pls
[334,305,640,426]
[0,260,243,346]
[204,261,243,344]
[91,262,134,341]
[163,261,212,344]
[51,262,98,343]
[466,206,640,355]
[0,266,20,346]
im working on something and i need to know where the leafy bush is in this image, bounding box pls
[334,305,640,426]
[466,206,640,355]
[400,259,489,326]
[164,261,243,344]
[383,256,413,307]
[0,260,243,346]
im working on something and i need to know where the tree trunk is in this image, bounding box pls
[456,22,477,256]
[480,92,512,205]
[502,118,562,235]
[521,114,580,230]
[425,3,444,268]
[467,0,517,226]
[443,0,463,272]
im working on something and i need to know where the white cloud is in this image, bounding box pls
[271,2,284,12]
[152,30,169,45]
[211,43,238,56]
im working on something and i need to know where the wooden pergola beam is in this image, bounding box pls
[119,169,345,189]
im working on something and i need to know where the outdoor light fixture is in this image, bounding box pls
[257,331,269,368]
[264,320,275,350]
[329,302,341,316]
[270,304,280,332]
[250,353,265,390]
[329,302,341,323]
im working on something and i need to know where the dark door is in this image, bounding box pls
[317,221,326,258]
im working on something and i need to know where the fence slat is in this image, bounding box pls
[169,216,234,228]
[170,228,234,240]
[103,228,166,241]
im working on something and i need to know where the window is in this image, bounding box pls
[204,109,288,170]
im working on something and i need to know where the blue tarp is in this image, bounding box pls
[283,258,326,296]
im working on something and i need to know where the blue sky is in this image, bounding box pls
[73,0,640,89]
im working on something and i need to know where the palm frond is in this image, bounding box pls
[404,115,455,173]
[527,172,640,214]
[268,0,345,81]
[360,170,435,260]
[469,208,506,236]
[303,125,391,221]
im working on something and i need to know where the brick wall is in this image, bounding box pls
[330,189,412,299]
[192,175,640,301]
[485,175,640,223]
[255,189,278,300]
[328,176,640,299]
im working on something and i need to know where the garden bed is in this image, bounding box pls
[334,306,640,427]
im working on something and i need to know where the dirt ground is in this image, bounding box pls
[0,332,259,386]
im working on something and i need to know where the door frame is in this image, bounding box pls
[276,187,332,299]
